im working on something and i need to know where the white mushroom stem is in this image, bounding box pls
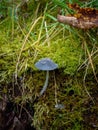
[40,71,49,96]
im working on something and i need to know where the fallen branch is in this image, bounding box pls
[57,4,98,29]
[57,14,98,29]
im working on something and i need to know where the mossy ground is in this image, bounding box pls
[0,1,98,130]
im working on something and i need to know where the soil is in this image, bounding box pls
[0,70,98,130]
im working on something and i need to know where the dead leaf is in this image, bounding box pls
[57,3,98,29]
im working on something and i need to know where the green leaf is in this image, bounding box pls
[45,13,57,21]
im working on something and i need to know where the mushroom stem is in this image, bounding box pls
[40,71,49,96]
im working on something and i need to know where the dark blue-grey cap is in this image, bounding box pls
[35,58,58,71]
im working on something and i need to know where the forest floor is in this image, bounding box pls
[0,69,98,130]
[0,1,98,130]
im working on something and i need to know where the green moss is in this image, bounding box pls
[36,37,83,75]
[32,74,88,129]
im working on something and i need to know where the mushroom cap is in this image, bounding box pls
[35,58,58,71]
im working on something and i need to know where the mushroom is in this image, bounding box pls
[35,58,58,96]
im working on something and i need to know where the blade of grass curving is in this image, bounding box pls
[44,21,50,46]
[45,13,57,21]
[15,16,42,82]
[83,64,95,104]
[53,0,72,13]
[11,7,15,39]
[37,3,48,42]
[76,33,96,103]
[84,0,98,7]
[84,41,98,84]
[83,43,97,104]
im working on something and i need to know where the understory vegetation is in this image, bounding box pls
[0,0,98,129]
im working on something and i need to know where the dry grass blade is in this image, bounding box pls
[84,41,98,84]
[83,61,95,104]
[15,16,42,81]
